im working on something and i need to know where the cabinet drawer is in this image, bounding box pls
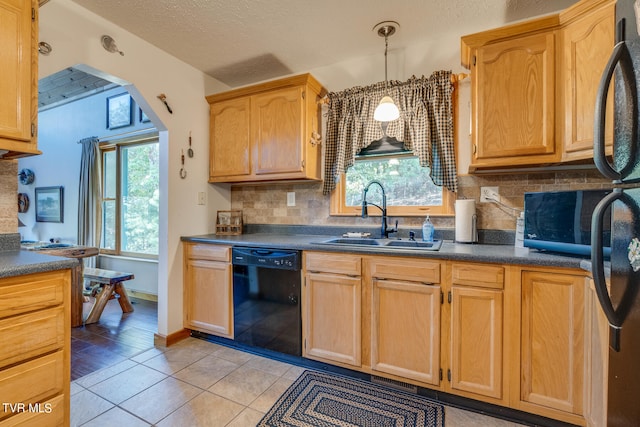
[0,272,65,319]
[368,257,441,284]
[186,243,230,262]
[0,394,64,427]
[305,252,361,276]
[0,307,65,369]
[452,263,504,289]
[0,352,64,421]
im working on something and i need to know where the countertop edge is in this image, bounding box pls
[0,250,79,278]
[181,234,590,270]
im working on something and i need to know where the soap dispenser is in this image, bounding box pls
[422,216,435,242]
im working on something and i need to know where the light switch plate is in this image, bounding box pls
[287,192,295,207]
[197,191,206,205]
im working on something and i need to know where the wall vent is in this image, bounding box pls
[370,374,418,394]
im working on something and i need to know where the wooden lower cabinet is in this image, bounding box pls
[0,270,70,426]
[517,268,586,425]
[183,243,233,338]
[448,263,505,402]
[584,279,608,427]
[371,278,441,386]
[303,252,362,367]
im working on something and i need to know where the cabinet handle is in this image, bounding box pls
[472,143,477,155]
[448,291,452,304]
[447,369,452,382]
[31,123,36,137]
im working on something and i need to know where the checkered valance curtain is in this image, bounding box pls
[322,70,457,195]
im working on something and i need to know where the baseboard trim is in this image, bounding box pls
[128,289,158,302]
[154,329,190,347]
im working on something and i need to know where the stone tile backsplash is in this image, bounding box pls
[230,169,611,232]
[0,161,18,234]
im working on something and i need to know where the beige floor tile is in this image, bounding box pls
[74,360,138,388]
[155,391,244,427]
[80,407,151,427]
[70,390,114,427]
[227,407,266,427]
[119,377,203,424]
[130,347,166,363]
[212,346,256,365]
[208,365,280,406]
[70,381,85,396]
[249,377,294,413]
[282,365,306,381]
[445,406,527,426]
[245,355,292,377]
[172,337,225,353]
[88,364,167,404]
[172,354,240,389]
[141,346,209,374]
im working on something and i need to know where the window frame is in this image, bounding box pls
[99,134,159,259]
[329,153,455,217]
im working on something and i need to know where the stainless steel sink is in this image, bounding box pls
[316,238,442,251]
[320,238,383,246]
[384,240,443,250]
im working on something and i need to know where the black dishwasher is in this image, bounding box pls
[232,247,302,356]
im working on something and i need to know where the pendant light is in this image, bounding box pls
[373,21,400,122]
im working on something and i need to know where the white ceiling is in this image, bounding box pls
[66,0,578,88]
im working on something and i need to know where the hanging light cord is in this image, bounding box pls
[383,29,390,90]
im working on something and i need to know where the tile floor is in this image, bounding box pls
[71,337,527,427]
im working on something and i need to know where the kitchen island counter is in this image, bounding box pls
[0,249,78,278]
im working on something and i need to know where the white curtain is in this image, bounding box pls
[77,137,102,268]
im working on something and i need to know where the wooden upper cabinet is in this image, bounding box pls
[472,32,557,167]
[559,2,614,160]
[206,74,326,183]
[252,86,304,176]
[0,0,39,158]
[462,0,616,171]
[210,97,251,180]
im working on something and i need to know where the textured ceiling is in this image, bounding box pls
[40,0,578,108]
[67,0,578,88]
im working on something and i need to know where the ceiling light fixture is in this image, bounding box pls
[373,21,400,122]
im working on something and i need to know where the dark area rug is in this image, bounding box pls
[258,370,445,427]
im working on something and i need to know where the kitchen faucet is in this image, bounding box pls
[361,180,398,238]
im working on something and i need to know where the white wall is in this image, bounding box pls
[39,0,230,337]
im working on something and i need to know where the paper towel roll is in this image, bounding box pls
[455,199,477,243]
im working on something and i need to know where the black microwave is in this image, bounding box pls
[524,190,611,257]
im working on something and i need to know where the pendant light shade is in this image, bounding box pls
[373,21,400,122]
[374,96,400,121]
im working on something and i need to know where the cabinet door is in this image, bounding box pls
[520,271,584,416]
[584,279,608,427]
[473,32,556,166]
[371,279,440,386]
[450,285,503,399]
[0,0,37,153]
[184,259,233,338]
[252,86,305,176]
[304,272,361,367]
[560,3,614,160]
[209,96,251,181]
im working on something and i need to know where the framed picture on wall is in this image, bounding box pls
[106,93,132,129]
[35,186,64,223]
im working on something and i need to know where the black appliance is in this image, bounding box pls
[231,247,302,357]
[523,189,612,257]
[592,1,640,424]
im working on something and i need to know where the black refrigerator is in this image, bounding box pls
[592,1,640,425]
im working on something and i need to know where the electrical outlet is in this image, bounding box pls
[480,186,499,203]
[197,191,206,205]
[287,192,296,207]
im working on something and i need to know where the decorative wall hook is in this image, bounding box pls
[157,93,173,114]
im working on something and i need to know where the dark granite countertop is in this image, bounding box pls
[0,233,78,278]
[181,232,589,270]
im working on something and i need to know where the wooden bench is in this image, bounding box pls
[83,267,135,325]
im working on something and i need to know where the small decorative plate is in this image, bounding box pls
[18,168,34,185]
[18,193,29,213]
